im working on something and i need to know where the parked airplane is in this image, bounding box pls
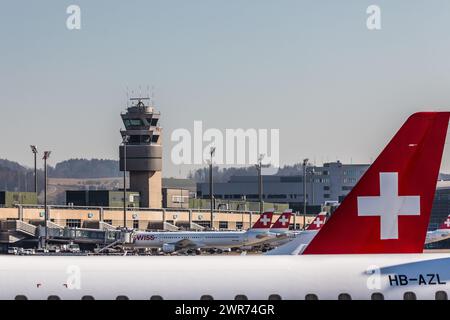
[269,210,294,234]
[130,212,275,253]
[250,210,294,250]
[425,214,450,244]
[305,212,327,231]
[0,112,449,300]
[265,212,328,255]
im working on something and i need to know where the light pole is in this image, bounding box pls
[43,151,51,249]
[209,147,216,230]
[122,135,129,230]
[255,154,265,215]
[302,158,309,230]
[310,167,315,206]
[30,145,38,194]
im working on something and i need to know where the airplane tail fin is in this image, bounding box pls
[303,112,450,254]
[250,211,274,231]
[305,212,327,231]
[270,210,293,233]
[438,214,450,230]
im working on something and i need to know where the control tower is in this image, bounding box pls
[120,97,162,208]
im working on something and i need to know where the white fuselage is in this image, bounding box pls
[0,254,448,300]
[263,230,303,247]
[265,230,318,255]
[425,229,450,244]
[131,230,270,250]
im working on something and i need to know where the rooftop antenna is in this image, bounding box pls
[151,85,155,106]
[126,86,129,108]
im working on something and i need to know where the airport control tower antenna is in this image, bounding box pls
[120,96,162,208]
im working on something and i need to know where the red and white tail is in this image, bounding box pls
[303,112,450,254]
[438,214,450,230]
[270,211,293,233]
[250,212,274,231]
[306,212,327,231]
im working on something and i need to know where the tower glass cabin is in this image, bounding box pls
[120,98,162,208]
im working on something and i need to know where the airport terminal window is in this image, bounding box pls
[435,291,448,300]
[14,295,27,300]
[338,293,352,300]
[236,222,243,230]
[129,119,143,126]
[133,220,139,229]
[104,220,113,225]
[150,295,163,300]
[219,221,228,229]
[66,219,81,228]
[268,294,282,300]
[116,295,129,300]
[305,294,318,300]
[129,135,141,144]
[81,295,95,300]
[403,292,417,300]
[234,295,248,300]
[371,293,384,300]
[143,135,151,143]
[200,295,214,300]
[48,295,61,300]
[267,194,287,199]
[194,221,211,228]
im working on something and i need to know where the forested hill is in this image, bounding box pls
[0,158,121,192]
[51,159,120,178]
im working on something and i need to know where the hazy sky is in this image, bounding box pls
[2,0,450,177]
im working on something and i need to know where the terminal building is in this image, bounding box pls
[0,192,37,208]
[66,190,140,208]
[196,162,370,212]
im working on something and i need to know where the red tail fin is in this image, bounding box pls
[306,212,327,231]
[271,211,293,231]
[303,112,450,254]
[251,212,274,230]
[438,214,450,230]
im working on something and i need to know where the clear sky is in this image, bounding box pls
[2,0,450,177]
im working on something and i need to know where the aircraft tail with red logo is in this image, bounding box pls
[438,214,450,230]
[306,212,328,231]
[303,112,450,254]
[270,210,293,234]
[249,211,274,232]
